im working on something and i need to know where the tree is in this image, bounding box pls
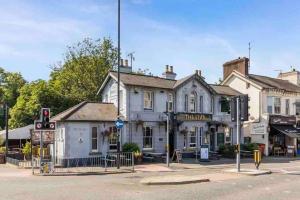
[49,37,118,103]
[9,80,62,128]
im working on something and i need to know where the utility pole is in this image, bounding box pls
[117,0,121,169]
[248,42,251,70]
[236,97,241,172]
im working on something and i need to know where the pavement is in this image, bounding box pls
[224,168,272,176]
[1,157,300,200]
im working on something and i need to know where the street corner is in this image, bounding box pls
[224,168,272,176]
[140,174,210,185]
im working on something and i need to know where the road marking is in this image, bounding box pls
[247,185,253,188]
[284,190,291,194]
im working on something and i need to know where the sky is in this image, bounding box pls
[1,0,300,83]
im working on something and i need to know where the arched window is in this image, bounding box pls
[190,92,197,112]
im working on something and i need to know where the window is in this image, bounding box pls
[199,127,203,146]
[184,94,188,112]
[296,101,300,115]
[189,127,197,148]
[144,91,153,110]
[91,127,98,151]
[143,127,153,149]
[220,97,230,113]
[211,98,214,113]
[190,92,197,112]
[225,127,233,144]
[267,96,273,114]
[274,97,281,114]
[199,96,203,113]
[167,93,173,112]
[109,132,118,151]
[286,99,290,115]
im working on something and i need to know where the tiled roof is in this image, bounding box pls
[51,101,121,122]
[110,71,176,89]
[248,74,300,93]
[210,85,241,96]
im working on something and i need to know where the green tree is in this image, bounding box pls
[49,37,118,103]
[9,80,62,128]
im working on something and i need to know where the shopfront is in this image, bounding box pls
[269,115,300,156]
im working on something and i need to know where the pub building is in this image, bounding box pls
[222,57,300,156]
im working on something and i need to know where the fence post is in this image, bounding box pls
[104,155,107,172]
[132,152,134,172]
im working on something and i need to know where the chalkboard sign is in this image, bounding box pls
[172,149,182,163]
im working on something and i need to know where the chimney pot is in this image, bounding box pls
[121,59,124,66]
[125,59,128,67]
[170,66,173,73]
[165,65,169,72]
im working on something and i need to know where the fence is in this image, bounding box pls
[32,152,134,175]
[6,156,35,168]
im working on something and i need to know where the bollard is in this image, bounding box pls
[254,150,261,170]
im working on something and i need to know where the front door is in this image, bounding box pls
[297,138,300,155]
[210,130,215,151]
[169,130,175,157]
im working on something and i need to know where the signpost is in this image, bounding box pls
[115,118,123,169]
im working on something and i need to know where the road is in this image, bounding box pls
[1,159,300,200]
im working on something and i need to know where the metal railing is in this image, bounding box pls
[33,152,134,175]
[6,157,20,166]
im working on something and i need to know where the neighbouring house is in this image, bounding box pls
[222,57,300,156]
[51,102,122,159]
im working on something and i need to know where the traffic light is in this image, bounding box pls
[230,97,237,122]
[240,95,249,121]
[41,108,50,129]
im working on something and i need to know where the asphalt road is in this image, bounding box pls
[1,160,300,200]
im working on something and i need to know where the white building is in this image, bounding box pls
[222,57,300,156]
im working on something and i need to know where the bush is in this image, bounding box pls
[241,143,259,152]
[122,143,140,153]
[0,146,6,154]
[22,141,31,158]
[218,144,235,158]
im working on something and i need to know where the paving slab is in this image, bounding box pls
[140,175,210,185]
[224,168,272,176]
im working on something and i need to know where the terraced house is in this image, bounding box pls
[222,57,300,156]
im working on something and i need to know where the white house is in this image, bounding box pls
[222,57,300,156]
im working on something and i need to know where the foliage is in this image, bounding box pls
[122,143,140,153]
[0,146,5,154]
[9,37,117,128]
[49,37,118,103]
[218,144,235,158]
[0,136,4,146]
[22,141,31,157]
[241,143,259,152]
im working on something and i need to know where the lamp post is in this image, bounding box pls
[117,0,121,169]
[4,103,8,159]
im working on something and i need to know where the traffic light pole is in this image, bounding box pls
[166,113,170,167]
[236,97,241,172]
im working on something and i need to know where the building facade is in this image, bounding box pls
[222,57,300,156]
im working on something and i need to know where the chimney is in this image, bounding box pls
[195,70,202,77]
[278,69,300,86]
[119,58,132,73]
[162,65,177,80]
[223,57,249,80]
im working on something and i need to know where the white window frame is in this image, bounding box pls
[274,97,281,114]
[189,127,197,148]
[109,132,118,152]
[144,91,154,110]
[167,93,173,112]
[190,92,197,113]
[267,96,273,114]
[296,100,300,115]
[199,127,203,146]
[225,128,233,144]
[199,96,203,113]
[143,126,153,149]
[184,94,188,112]
[286,99,290,115]
[91,127,98,152]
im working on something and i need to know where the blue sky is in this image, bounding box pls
[1,0,300,83]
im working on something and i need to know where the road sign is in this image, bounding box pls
[35,121,56,131]
[115,118,124,129]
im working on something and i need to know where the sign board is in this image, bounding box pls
[115,118,124,129]
[200,145,209,160]
[269,115,296,125]
[32,131,54,145]
[176,113,212,121]
[252,123,266,135]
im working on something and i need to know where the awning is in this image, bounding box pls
[271,125,300,138]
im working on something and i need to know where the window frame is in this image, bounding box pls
[199,96,203,113]
[144,90,154,110]
[108,131,118,152]
[267,96,273,114]
[167,93,173,112]
[285,99,290,115]
[190,92,197,113]
[143,126,153,150]
[274,97,281,114]
[184,94,188,112]
[91,127,98,152]
[189,127,197,148]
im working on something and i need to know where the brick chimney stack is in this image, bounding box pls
[162,65,177,80]
[223,57,249,80]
